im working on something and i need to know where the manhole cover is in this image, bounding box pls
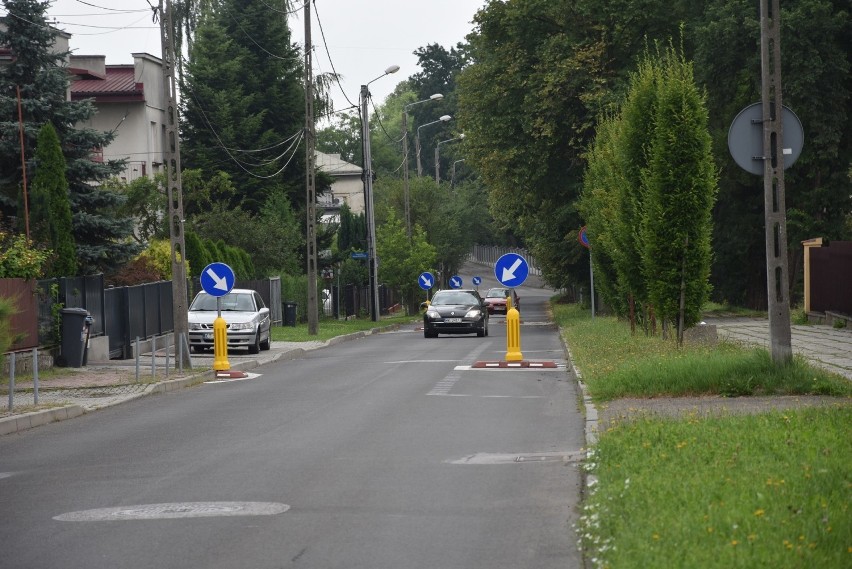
[54,501,290,521]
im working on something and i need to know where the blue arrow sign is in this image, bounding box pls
[351,251,368,259]
[494,253,529,287]
[418,271,435,291]
[472,276,482,286]
[449,275,463,289]
[200,262,235,297]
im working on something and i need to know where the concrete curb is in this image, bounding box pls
[558,328,597,569]
[0,404,85,436]
[0,323,401,436]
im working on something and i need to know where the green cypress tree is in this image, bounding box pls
[183,230,211,279]
[640,47,717,336]
[30,122,76,277]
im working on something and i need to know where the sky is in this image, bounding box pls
[43,0,484,112]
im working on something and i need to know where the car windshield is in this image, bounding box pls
[486,288,509,298]
[432,292,479,305]
[190,293,255,312]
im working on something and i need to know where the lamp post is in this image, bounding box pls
[402,93,443,238]
[361,64,400,322]
[435,134,464,185]
[451,159,465,189]
[415,115,451,176]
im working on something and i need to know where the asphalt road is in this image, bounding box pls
[0,279,585,569]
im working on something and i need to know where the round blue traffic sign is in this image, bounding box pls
[200,262,235,297]
[418,272,435,291]
[494,253,529,287]
[472,276,482,286]
[449,275,463,289]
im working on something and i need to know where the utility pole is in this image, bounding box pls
[158,0,191,368]
[304,0,318,335]
[402,111,411,239]
[360,85,380,322]
[759,0,792,364]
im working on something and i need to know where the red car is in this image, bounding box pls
[483,287,520,315]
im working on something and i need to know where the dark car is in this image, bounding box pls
[423,289,489,338]
[483,287,520,315]
[188,289,271,354]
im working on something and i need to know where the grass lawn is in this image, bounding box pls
[553,301,851,568]
[579,408,850,568]
[553,303,850,400]
[270,314,418,343]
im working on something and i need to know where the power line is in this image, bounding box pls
[311,0,356,109]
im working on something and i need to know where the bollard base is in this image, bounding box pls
[472,360,557,369]
[215,370,249,379]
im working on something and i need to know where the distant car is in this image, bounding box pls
[188,289,271,354]
[483,287,520,315]
[423,289,489,338]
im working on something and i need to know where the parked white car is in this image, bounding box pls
[188,289,271,354]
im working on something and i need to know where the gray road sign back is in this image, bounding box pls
[728,103,804,175]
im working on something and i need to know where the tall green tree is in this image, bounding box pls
[29,122,76,277]
[0,0,138,275]
[376,209,437,313]
[180,0,305,214]
[694,0,852,307]
[640,47,717,336]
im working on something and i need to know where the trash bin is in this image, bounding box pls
[283,301,298,327]
[59,308,92,368]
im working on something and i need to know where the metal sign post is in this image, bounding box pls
[579,226,594,319]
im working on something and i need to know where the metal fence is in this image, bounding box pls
[469,245,540,275]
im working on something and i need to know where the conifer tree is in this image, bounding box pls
[180,0,305,214]
[30,122,76,277]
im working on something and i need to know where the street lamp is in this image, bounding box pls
[451,159,465,189]
[360,64,400,322]
[435,133,465,184]
[402,93,443,238]
[415,115,452,176]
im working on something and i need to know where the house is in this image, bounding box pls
[70,53,167,184]
[316,151,364,221]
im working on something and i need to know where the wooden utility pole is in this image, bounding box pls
[304,0,318,335]
[158,0,191,368]
[759,0,793,364]
[16,85,30,240]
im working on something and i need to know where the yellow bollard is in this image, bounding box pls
[505,306,523,362]
[213,316,230,371]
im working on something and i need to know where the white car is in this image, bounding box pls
[188,289,271,354]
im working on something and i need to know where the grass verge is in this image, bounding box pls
[271,314,418,343]
[552,303,851,401]
[578,407,851,568]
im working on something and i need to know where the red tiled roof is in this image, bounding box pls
[71,65,144,102]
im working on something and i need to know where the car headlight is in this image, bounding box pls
[426,310,440,319]
[465,309,482,318]
[189,322,202,331]
[229,322,255,331]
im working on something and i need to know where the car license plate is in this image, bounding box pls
[445,318,463,323]
[203,333,213,341]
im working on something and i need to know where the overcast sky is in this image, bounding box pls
[43,0,484,112]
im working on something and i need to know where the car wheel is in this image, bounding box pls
[260,331,270,351]
[191,345,205,354]
[424,329,437,338]
[248,332,260,354]
[477,328,485,337]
